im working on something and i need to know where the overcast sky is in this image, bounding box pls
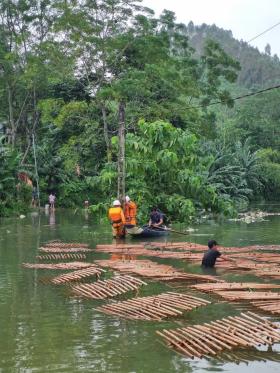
[141,0,280,56]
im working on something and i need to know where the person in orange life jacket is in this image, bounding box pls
[108,200,126,238]
[149,207,163,227]
[124,196,137,227]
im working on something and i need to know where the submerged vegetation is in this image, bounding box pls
[0,0,279,220]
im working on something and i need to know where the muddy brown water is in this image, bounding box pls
[1,207,280,372]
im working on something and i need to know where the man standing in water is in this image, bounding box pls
[201,240,227,268]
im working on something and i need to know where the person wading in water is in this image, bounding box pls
[108,200,126,238]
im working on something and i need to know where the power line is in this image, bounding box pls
[188,83,280,110]
[247,21,280,43]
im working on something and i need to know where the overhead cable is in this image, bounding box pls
[247,21,280,43]
[188,83,280,110]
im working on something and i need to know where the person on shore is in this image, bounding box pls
[124,196,137,227]
[148,207,164,228]
[49,193,56,210]
[201,239,228,268]
[31,187,38,208]
[108,200,126,238]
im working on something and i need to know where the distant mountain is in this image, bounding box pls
[186,22,280,88]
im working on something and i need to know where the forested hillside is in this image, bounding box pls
[186,22,280,88]
[0,1,279,220]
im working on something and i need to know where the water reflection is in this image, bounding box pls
[49,211,56,228]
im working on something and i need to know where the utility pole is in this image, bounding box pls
[32,133,40,208]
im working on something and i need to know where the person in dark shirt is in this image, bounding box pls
[202,239,226,268]
[149,207,163,227]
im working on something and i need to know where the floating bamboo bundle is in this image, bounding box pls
[254,268,280,279]
[144,242,207,251]
[230,252,280,263]
[145,242,253,253]
[148,251,202,260]
[22,262,94,270]
[39,247,94,253]
[50,266,105,284]
[96,259,222,282]
[228,261,271,271]
[95,245,202,260]
[251,300,280,315]
[214,290,280,301]
[95,246,151,255]
[97,292,211,320]
[157,312,280,359]
[245,245,280,251]
[96,244,144,250]
[45,242,89,248]
[36,253,87,261]
[191,282,280,293]
[71,275,147,299]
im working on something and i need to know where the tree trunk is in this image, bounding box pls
[101,104,112,162]
[117,101,126,205]
[7,83,16,147]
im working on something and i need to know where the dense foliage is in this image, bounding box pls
[0,1,279,221]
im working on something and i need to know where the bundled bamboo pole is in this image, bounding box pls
[251,300,280,315]
[191,282,280,293]
[22,262,94,270]
[71,275,147,299]
[45,242,89,248]
[214,291,280,301]
[39,247,94,253]
[97,292,210,320]
[51,266,106,284]
[96,259,223,282]
[36,253,87,261]
[157,312,280,359]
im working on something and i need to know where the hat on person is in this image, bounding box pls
[208,239,219,249]
[125,196,130,202]
[113,200,121,206]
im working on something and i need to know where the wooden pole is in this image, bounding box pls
[32,133,40,208]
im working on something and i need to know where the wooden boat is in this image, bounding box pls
[127,225,170,238]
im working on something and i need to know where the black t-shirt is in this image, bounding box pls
[201,249,221,268]
[150,211,162,224]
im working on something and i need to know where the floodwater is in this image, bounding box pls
[1,206,280,373]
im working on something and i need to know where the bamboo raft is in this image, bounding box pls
[39,247,94,253]
[145,242,207,251]
[36,253,87,261]
[254,268,280,279]
[50,266,106,284]
[45,242,89,248]
[22,262,94,270]
[214,291,280,301]
[96,259,222,282]
[251,300,280,315]
[191,282,280,293]
[96,244,145,250]
[95,245,203,260]
[71,275,147,299]
[97,292,211,320]
[230,252,280,263]
[157,312,280,359]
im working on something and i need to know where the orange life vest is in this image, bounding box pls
[124,201,137,225]
[108,207,126,226]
